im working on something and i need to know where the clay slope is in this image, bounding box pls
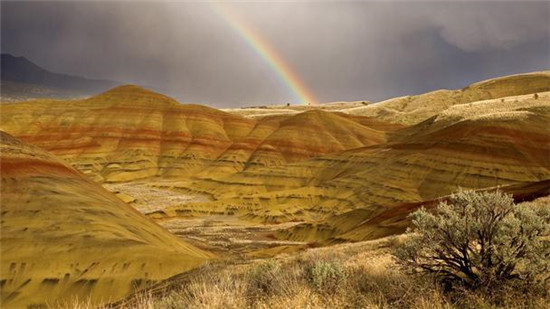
[1,72,548,244]
[158,91,550,230]
[0,85,394,183]
[0,131,210,308]
[343,71,550,125]
[222,72,549,123]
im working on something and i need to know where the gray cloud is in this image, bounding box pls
[1,1,549,107]
[431,2,550,51]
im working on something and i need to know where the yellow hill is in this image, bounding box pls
[1,72,549,246]
[159,90,550,231]
[0,131,211,308]
[343,71,550,125]
[0,86,393,183]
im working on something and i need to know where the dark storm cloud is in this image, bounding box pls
[2,1,549,107]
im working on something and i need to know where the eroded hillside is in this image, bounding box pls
[0,132,211,308]
[155,90,549,232]
[1,71,549,253]
[0,86,396,183]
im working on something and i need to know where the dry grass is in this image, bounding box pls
[59,236,549,309]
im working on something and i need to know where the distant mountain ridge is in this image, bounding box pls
[1,53,122,100]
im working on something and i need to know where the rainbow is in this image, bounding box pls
[210,3,317,105]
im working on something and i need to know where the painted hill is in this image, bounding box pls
[342,71,550,125]
[153,89,549,222]
[273,91,550,241]
[1,53,121,101]
[223,71,549,124]
[0,85,395,183]
[1,71,549,244]
[0,131,211,308]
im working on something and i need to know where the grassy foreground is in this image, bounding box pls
[53,236,549,309]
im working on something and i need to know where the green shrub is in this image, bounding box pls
[247,260,281,297]
[306,259,348,294]
[394,190,550,292]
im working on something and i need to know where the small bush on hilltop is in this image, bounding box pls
[394,190,550,294]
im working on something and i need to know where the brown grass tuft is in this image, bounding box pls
[65,236,549,309]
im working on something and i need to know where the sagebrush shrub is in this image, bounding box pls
[306,259,348,294]
[247,260,281,297]
[394,190,550,291]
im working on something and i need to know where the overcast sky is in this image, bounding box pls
[2,1,549,107]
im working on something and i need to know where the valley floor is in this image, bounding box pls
[105,182,312,258]
[92,183,550,309]
[159,216,307,258]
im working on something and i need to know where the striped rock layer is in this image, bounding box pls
[0,85,394,183]
[0,131,210,308]
[1,71,549,241]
